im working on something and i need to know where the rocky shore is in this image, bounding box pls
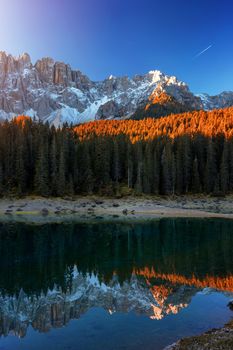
[0,195,233,223]
[165,320,233,350]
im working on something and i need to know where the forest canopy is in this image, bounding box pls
[0,107,233,197]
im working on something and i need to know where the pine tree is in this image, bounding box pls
[205,139,217,193]
[135,142,143,194]
[57,150,66,197]
[112,140,119,182]
[0,162,3,196]
[229,141,233,192]
[93,137,110,190]
[50,135,58,196]
[15,131,27,195]
[152,142,160,195]
[161,143,174,195]
[34,139,50,197]
[183,136,192,193]
[142,143,153,194]
[220,140,229,194]
[192,157,201,193]
[171,151,176,195]
[79,142,94,194]
[66,174,74,196]
[213,173,220,194]
[175,139,184,194]
[126,142,133,189]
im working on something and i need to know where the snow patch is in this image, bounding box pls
[69,87,86,100]
[79,96,110,122]
[49,92,59,100]
[46,106,81,127]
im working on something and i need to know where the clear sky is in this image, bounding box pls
[0,0,232,94]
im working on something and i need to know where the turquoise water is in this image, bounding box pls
[0,218,233,349]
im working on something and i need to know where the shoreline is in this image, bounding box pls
[0,195,233,222]
[165,320,233,350]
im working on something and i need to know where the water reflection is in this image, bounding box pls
[0,218,233,338]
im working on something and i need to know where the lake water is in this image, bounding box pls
[0,218,233,349]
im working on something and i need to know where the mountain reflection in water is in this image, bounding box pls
[0,218,233,338]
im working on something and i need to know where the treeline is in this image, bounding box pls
[74,107,233,142]
[0,115,233,197]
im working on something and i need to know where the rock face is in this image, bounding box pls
[0,268,198,337]
[0,51,233,126]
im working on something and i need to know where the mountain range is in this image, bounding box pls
[0,51,233,126]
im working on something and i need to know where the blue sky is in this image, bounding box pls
[0,0,232,94]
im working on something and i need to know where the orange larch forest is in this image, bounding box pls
[74,107,233,142]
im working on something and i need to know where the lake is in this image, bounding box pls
[0,218,233,349]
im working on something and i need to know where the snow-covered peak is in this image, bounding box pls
[108,74,116,80]
[166,75,185,86]
[148,70,163,83]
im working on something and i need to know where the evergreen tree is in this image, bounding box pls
[175,139,184,194]
[112,140,119,182]
[34,139,50,196]
[135,142,143,194]
[220,140,229,194]
[213,173,220,194]
[94,137,110,190]
[229,141,233,192]
[0,162,3,196]
[183,136,192,193]
[57,150,66,196]
[79,142,94,194]
[15,137,27,195]
[205,139,217,193]
[152,143,160,195]
[50,135,58,196]
[126,142,133,189]
[191,157,201,193]
[142,143,153,194]
[161,146,171,195]
[66,174,74,196]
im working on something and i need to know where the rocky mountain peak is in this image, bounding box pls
[0,51,8,62]
[35,57,55,84]
[18,52,31,67]
[0,52,16,77]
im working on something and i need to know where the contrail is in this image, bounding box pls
[194,44,213,58]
